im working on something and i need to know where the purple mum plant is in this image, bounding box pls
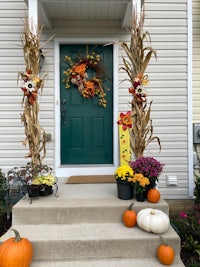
[130,156,164,185]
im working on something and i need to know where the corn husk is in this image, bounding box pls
[130,100,161,158]
[121,9,161,158]
[121,9,156,83]
[20,16,50,166]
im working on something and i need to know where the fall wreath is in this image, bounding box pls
[63,51,108,107]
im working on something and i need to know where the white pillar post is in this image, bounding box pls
[132,0,141,21]
[28,0,38,34]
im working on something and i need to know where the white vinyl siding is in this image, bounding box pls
[193,0,200,123]
[0,0,55,169]
[145,0,188,199]
[0,0,27,168]
[119,0,189,199]
[0,0,190,199]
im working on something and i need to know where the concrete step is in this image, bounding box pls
[30,257,185,267]
[1,182,184,266]
[13,197,169,225]
[1,223,181,261]
[12,184,169,225]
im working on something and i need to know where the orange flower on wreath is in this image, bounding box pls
[82,80,95,98]
[72,63,87,77]
[117,111,133,131]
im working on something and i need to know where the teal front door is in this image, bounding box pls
[60,44,113,164]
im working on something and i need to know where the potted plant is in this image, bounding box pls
[7,163,57,200]
[23,163,57,198]
[132,173,150,202]
[31,173,56,196]
[114,165,134,200]
[130,156,164,189]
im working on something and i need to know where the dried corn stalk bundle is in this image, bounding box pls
[119,9,161,159]
[19,17,46,167]
[130,100,161,158]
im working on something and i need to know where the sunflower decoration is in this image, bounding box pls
[117,111,133,131]
[20,69,44,105]
[63,51,108,107]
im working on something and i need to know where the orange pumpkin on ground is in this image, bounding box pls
[122,202,137,227]
[147,188,160,203]
[157,243,175,265]
[0,229,33,267]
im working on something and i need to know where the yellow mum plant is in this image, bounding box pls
[114,165,134,184]
[31,174,56,187]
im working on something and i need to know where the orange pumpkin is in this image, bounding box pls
[157,243,175,265]
[0,229,33,267]
[147,188,160,203]
[122,202,137,227]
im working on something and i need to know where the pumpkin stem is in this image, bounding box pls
[128,202,134,210]
[10,229,21,242]
[159,235,168,246]
[150,210,155,215]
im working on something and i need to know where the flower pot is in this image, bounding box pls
[117,182,134,200]
[136,191,146,202]
[27,185,40,197]
[39,185,53,196]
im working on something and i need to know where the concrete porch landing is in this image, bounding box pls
[1,179,185,266]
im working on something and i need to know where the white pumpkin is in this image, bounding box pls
[137,208,170,234]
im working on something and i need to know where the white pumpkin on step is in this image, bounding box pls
[137,208,170,234]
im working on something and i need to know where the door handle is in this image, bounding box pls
[61,99,66,105]
[61,109,66,125]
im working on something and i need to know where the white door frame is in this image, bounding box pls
[54,38,119,178]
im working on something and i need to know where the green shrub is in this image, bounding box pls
[0,169,7,234]
[170,168,200,266]
[194,174,200,205]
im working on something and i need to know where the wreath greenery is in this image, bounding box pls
[63,51,108,107]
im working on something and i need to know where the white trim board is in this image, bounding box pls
[187,0,194,198]
[54,38,119,178]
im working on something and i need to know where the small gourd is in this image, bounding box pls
[0,229,33,267]
[147,188,160,203]
[137,208,170,234]
[122,202,137,227]
[157,240,175,265]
